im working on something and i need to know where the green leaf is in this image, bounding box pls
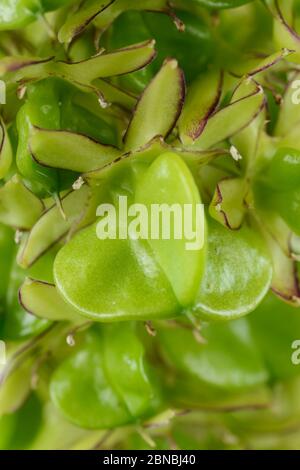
[58,0,115,45]
[271,0,300,64]
[30,128,120,173]
[0,224,14,305]
[193,0,254,8]
[0,118,12,179]
[0,394,42,450]
[124,58,185,150]
[102,323,154,417]
[1,41,157,97]
[16,78,73,197]
[158,317,268,408]
[0,357,33,416]
[0,56,52,79]
[249,292,300,381]
[193,79,265,150]
[178,71,222,145]
[135,152,206,307]
[93,0,169,31]
[264,229,299,305]
[246,48,294,77]
[0,242,55,341]
[0,175,44,229]
[209,178,249,230]
[94,79,137,110]
[141,9,213,83]
[50,325,157,429]
[55,40,157,84]
[280,124,300,152]
[225,376,300,436]
[54,221,180,322]
[85,135,222,184]
[230,111,265,174]
[190,219,272,320]
[262,147,300,192]
[0,256,51,340]
[270,188,300,236]
[275,73,300,137]
[18,185,91,268]
[253,197,300,304]
[19,278,82,322]
[161,318,269,389]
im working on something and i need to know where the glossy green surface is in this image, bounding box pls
[135,152,205,307]
[50,324,157,429]
[190,220,272,320]
[54,221,181,321]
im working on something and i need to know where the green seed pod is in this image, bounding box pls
[50,324,160,429]
[262,147,300,192]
